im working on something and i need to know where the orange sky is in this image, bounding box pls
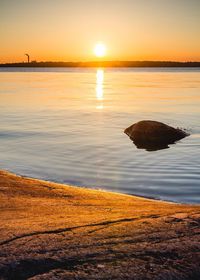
[0,0,200,63]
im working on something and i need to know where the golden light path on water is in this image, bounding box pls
[0,69,200,203]
[96,69,104,109]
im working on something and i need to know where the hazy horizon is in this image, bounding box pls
[1,59,200,63]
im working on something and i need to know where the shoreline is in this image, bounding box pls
[0,169,200,279]
[0,168,194,206]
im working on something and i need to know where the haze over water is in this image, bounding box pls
[0,67,200,203]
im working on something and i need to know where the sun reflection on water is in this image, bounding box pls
[96,69,104,109]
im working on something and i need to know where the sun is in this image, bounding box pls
[94,42,106,57]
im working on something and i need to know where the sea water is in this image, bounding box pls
[0,67,199,203]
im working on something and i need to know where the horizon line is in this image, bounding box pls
[1,60,200,68]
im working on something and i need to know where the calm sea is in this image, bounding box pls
[0,67,199,203]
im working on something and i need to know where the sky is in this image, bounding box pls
[0,0,200,63]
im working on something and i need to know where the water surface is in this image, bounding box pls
[0,67,199,203]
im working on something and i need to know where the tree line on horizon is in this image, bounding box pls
[0,61,200,67]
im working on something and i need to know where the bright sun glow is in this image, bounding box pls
[94,42,106,57]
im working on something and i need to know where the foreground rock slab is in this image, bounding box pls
[0,170,200,280]
[124,120,189,151]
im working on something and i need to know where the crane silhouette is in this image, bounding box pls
[25,54,30,63]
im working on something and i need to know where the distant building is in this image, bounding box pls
[25,54,30,63]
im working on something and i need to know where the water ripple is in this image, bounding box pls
[0,68,200,203]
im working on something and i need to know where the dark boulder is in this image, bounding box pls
[124,120,189,151]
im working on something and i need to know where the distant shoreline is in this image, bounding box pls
[1,61,200,68]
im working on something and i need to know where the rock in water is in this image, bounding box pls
[124,120,189,151]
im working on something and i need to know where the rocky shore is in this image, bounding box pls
[0,170,200,280]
